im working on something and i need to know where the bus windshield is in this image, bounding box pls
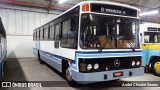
[80,14,140,49]
[144,32,160,43]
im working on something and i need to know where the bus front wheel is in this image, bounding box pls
[64,65,79,87]
[151,60,160,77]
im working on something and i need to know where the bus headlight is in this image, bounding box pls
[94,63,99,70]
[136,61,140,66]
[132,61,136,66]
[87,64,92,70]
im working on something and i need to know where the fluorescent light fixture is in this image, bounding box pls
[59,0,66,4]
[140,10,159,16]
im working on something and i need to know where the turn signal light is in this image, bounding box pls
[82,4,89,12]
[140,59,142,66]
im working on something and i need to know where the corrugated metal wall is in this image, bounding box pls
[0,8,57,35]
[0,5,60,58]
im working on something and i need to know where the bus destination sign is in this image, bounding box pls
[91,4,137,17]
[148,27,158,31]
[100,7,126,15]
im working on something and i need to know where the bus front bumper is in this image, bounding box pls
[71,67,144,84]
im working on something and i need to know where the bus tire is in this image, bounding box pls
[38,51,44,64]
[151,59,160,77]
[64,65,79,87]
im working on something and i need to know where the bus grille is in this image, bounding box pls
[79,56,141,73]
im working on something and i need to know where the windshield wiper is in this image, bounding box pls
[98,41,108,52]
[126,40,135,52]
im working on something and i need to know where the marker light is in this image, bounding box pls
[140,10,159,16]
[59,0,66,4]
[82,4,89,12]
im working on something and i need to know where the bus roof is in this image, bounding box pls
[79,1,140,11]
[56,1,140,21]
[34,1,140,31]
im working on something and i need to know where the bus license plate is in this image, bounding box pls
[113,72,123,77]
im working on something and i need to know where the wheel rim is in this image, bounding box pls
[154,61,160,74]
[66,67,72,81]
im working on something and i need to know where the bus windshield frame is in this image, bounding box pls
[79,13,140,49]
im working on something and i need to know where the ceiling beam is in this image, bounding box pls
[0,0,70,11]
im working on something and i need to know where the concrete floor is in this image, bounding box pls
[1,58,160,90]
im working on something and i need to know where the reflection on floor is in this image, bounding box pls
[2,58,65,81]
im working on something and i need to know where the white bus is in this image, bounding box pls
[33,1,144,84]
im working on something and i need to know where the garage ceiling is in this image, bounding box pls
[0,0,160,23]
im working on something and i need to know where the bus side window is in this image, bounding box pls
[61,19,70,47]
[54,23,61,48]
[69,15,78,48]
[70,14,78,31]
[44,25,49,40]
[37,30,39,40]
[49,22,55,40]
[35,31,37,40]
[40,27,44,40]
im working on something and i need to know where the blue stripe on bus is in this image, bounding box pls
[40,52,61,63]
[76,52,142,58]
[38,50,78,70]
[75,51,142,54]
[37,49,62,59]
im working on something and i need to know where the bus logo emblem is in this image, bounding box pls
[114,59,120,67]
